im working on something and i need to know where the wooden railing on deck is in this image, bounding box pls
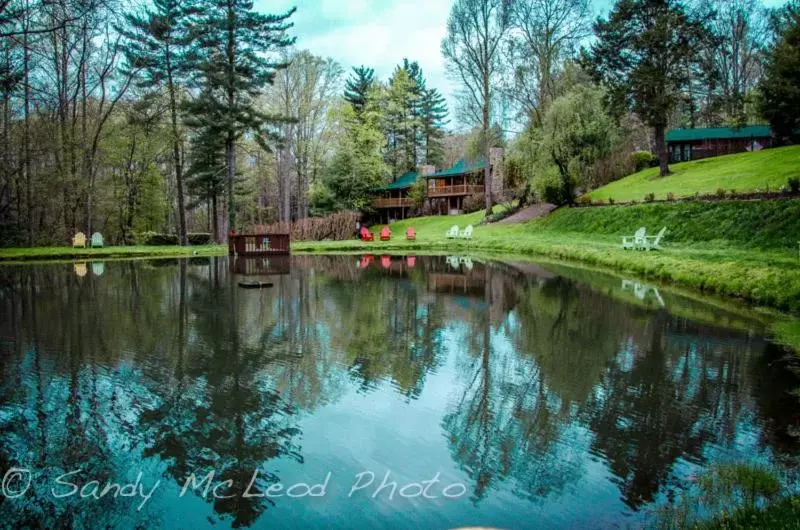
[428,185,484,197]
[373,197,413,208]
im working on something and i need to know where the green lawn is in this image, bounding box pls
[0,244,227,262]
[585,145,800,202]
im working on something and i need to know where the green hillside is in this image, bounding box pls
[585,146,800,202]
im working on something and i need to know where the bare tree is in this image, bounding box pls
[506,0,591,125]
[268,49,342,221]
[695,0,771,123]
[442,0,511,216]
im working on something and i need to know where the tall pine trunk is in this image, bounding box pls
[654,123,670,176]
[166,49,187,246]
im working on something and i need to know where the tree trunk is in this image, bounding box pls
[211,194,219,243]
[23,4,33,246]
[167,75,187,245]
[482,85,492,217]
[654,123,670,176]
[226,134,235,240]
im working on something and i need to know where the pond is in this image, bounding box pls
[0,255,798,528]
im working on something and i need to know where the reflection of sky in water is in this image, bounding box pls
[0,255,798,529]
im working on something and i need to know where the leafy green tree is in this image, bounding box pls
[585,0,708,176]
[319,95,388,211]
[512,85,618,204]
[760,4,800,142]
[185,0,295,235]
[408,178,428,210]
[344,65,375,116]
[120,0,197,245]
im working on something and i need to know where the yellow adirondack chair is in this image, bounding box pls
[72,232,86,248]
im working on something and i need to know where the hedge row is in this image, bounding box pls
[136,232,213,246]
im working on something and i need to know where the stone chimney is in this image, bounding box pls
[489,147,504,198]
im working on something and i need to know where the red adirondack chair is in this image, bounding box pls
[380,226,391,241]
[360,254,374,268]
[407,256,416,268]
[381,255,391,269]
[406,227,416,240]
[360,226,374,241]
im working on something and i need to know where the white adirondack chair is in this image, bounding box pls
[622,227,646,250]
[446,256,460,269]
[460,225,473,239]
[446,225,460,239]
[460,257,473,270]
[643,227,667,251]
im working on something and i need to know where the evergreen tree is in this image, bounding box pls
[344,65,375,115]
[185,0,295,235]
[585,0,709,176]
[186,124,226,242]
[761,4,800,142]
[384,66,421,176]
[419,87,448,167]
[120,0,198,245]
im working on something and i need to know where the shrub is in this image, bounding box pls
[188,233,213,245]
[462,193,485,214]
[728,189,736,198]
[578,196,592,205]
[666,192,675,201]
[257,211,360,241]
[631,151,656,172]
[716,187,726,198]
[138,232,179,246]
[644,192,655,202]
[789,176,800,193]
[608,197,615,205]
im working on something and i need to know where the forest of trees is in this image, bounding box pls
[0,0,449,245]
[1,0,799,246]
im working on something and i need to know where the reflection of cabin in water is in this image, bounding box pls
[230,256,291,276]
[426,257,486,297]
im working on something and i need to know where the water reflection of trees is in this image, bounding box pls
[0,256,797,526]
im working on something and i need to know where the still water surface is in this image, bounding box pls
[0,255,798,529]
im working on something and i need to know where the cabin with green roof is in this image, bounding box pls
[371,148,505,222]
[666,125,773,163]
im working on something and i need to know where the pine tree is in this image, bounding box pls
[344,65,375,115]
[419,87,448,167]
[761,4,800,142]
[585,0,709,176]
[185,123,226,242]
[121,0,197,245]
[185,0,295,235]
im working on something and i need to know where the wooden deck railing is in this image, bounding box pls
[373,197,413,208]
[428,185,484,197]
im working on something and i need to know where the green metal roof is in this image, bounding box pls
[426,157,487,179]
[666,125,772,142]
[373,170,418,192]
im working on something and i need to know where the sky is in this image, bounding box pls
[261,0,790,127]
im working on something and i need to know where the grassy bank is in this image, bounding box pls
[585,145,800,202]
[0,244,227,262]
[295,200,800,313]
[701,497,800,529]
